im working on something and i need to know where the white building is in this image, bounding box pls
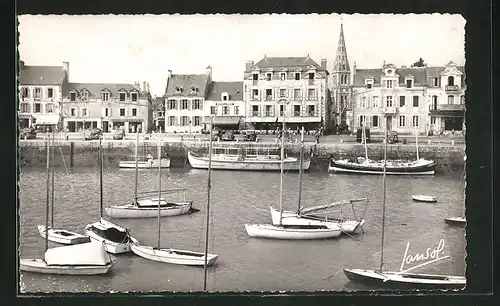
[204,81,244,130]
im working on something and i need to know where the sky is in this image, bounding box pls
[18,14,466,96]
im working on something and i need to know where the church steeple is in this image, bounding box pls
[333,21,350,73]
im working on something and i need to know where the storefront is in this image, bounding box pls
[35,114,61,132]
[65,120,98,132]
[110,119,144,133]
[18,114,33,128]
[203,116,243,131]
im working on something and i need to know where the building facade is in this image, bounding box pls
[163,67,211,133]
[61,81,152,133]
[18,61,68,131]
[152,96,166,132]
[242,55,330,132]
[204,81,245,130]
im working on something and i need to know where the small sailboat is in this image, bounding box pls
[85,139,139,254]
[343,126,466,289]
[131,123,219,266]
[20,138,114,275]
[411,195,438,203]
[245,99,342,240]
[105,131,193,219]
[37,132,90,245]
[444,155,466,226]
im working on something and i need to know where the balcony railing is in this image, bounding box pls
[293,111,301,116]
[292,96,302,101]
[252,111,260,116]
[383,106,397,114]
[264,111,274,117]
[429,104,464,111]
[445,85,459,92]
[308,111,316,116]
[307,96,317,101]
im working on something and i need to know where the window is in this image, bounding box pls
[34,103,41,113]
[293,89,301,100]
[385,80,394,88]
[70,108,76,116]
[279,105,285,116]
[360,97,366,108]
[81,108,88,116]
[431,117,436,125]
[399,96,406,107]
[406,79,413,88]
[372,115,379,127]
[433,77,439,86]
[340,75,348,85]
[280,73,286,81]
[81,92,88,101]
[157,111,163,117]
[102,93,110,101]
[181,99,189,110]
[168,99,176,110]
[105,108,109,117]
[279,89,286,98]
[253,74,258,80]
[448,95,454,105]
[168,116,176,126]
[399,115,406,127]
[373,96,379,108]
[252,89,259,99]
[252,105,259,116]
[308,105,315,116]
[193,116,201,126]
[265,105,272,116]
[46,103,53,113]
[267,73,272,81]
[340,95,347,109]
[222,94,228,101]
[70,92,76,101]
[222,106,229,115]
[307,88,315,100]
[386,96,393,107]
[22,87,30,98]
[295,72,300,80]
[120,108,125,116]
[358,115,366,126]
[294,105,300,116]
[266,89,273,100]
[175,87,182,94]
[132,108,137,116]
[412,96,419,107]
[131,92,138,102]
[20,103,29,113]
[34,88,41,100]
[432,96,438,105]
[119,92,126,102]
[366,80,373,89]
[447,76,455,86]
[47,88,53,98]
[191,86,199,94]
[309,73,315,79]
[412,115,419,127]
[192,99,201,110]
[460,95,465,105]
[234,106,239,115]
[210,106,216,115]
[181,116,189,126]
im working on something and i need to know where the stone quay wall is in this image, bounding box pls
[18,140,465,174]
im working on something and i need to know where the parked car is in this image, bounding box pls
[220,131,235,141]
[243,131,257,142]
[20,127,37,140]
[356,127,371,143]
[388,131,399,144]
[113,128,125,140]
[83,128,103,140]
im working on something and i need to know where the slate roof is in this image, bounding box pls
[20,65,66,85]
[353,66,464,86]
[64,83,148,98]
[152,96,165,110]
[251,56,324,71]
[205,81,243,101]
[165,74,209,98]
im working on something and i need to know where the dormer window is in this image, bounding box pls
[81,91,88,101]
[385,80,394,88]
[406,79,413,88]
[175,86,183,94]
[295,72,300,80]
[221,93,229,101]
[253,73,258,80]
[102,92,110,102]
[131,92,138,102]
[280,73,286,81]
[309,73,315,79]
[365,79,374,89]
[267,73,272,81]
[119,92,126,102]
[70,92,76,102]
[191,86,199,93]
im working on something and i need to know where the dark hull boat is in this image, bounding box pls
[329,158,436,175]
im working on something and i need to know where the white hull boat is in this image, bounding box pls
[444,216,466,225]
[105,199,193,219]
[131,244,219,266]
[269,207,364,234]
[119,158,171,169]
[188,151,310,171]
[412,195,438,203]
[343,268,466,290]
[85,218,138,254]
[19,259,114,275]
[244,223,341,240]
[37,225,90,245]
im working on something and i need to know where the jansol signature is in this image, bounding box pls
[399,238,449,272]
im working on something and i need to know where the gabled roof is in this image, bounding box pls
[64,83,148,98]
[396,68,426,85]
[251,56,324,71]
[20,65,66,85]
[353,69,382,86]
[165,74,209,97]
[205,81,243,101]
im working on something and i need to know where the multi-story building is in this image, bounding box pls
[204,81,244,130]
[18,61,68,131]
[163,67,211,133]
[425,61,465,133]
[152,96,166,132]
[330,23,353,130]
[242,55,330,132]
[62,81,152,133]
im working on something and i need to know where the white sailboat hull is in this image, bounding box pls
[444,216,466,225]
[104,201,193,219]
[84,219,138,254]
[244,223,341,240]
[269,207,364,234]
[188,151,310,171]
[19,259,114,275]
[119,158,171,169]
[37,225,90,245]
[130,244,219,266]
[412,195,438,203]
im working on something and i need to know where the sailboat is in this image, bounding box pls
[37,132,90,245]
[84,139,139,254]
[269,127,368,234]
[329,126,436,175]
[131,125,219,266]
[20,138,115,275]
[444,155,466,226]
[105,131,193,219]
[343,126,466,289]
[245,100,342,240]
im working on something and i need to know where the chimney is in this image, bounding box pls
[63,61,69,80]
[206,65,212,82]
[320,59,327,70]
[351,61,357,85]
[142,81,147,92]
[167,70,172,79]
[146,82,150,93]
[245,60,254,71]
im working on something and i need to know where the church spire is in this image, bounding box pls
[333,21,350,73]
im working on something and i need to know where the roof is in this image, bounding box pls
[250,56,325,71]
[205,81,243,101]
[152,96,165,110]
[353,66,463,86]
[395,67,426,85]
[64,82,148,98]
[353,69,382,86]
[165,74,209,97]
[20,65,66,85]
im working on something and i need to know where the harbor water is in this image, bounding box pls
[18,164,467,292]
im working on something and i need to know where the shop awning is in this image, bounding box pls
[204,116,242,125]
[35,114,60,125]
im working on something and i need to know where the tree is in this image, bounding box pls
[411,58,426,67]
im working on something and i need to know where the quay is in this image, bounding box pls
[18,133,465,173]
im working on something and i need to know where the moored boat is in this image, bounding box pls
[119,154,171,169]
[37,225,90,245]
[411,195,438,203]
[131,244,218,266]
[85,218,138,254]
[105,198,193,219]
[329,158,436,175]
[244,223,341,240]
[444,216,466,225]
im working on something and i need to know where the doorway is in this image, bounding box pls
[386,116,393,131]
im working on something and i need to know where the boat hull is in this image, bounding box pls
[269,207,364,234]
[104,202,193,219]
[37,225,90,245]
[188,151,310,171]
[19,259,114,275]
[329,158,436,175]
[244,223,341,240]
[444,217,466,225]
[119,158,171,169]
[343,268,466,290]
[84,219,138,254]
[411,195,438,203]
[130,244,219,266]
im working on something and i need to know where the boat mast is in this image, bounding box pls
[44,137,50,253]
[134,131,139,205]
[203,116,214,292]
[297,126,304,214]
[278,100,287,226]
[50,131,55,229]
[157,137,162,249]
[415,128,419,160]
[363,125,368,161]
[379,120,388,272]
[99,139,103,219]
